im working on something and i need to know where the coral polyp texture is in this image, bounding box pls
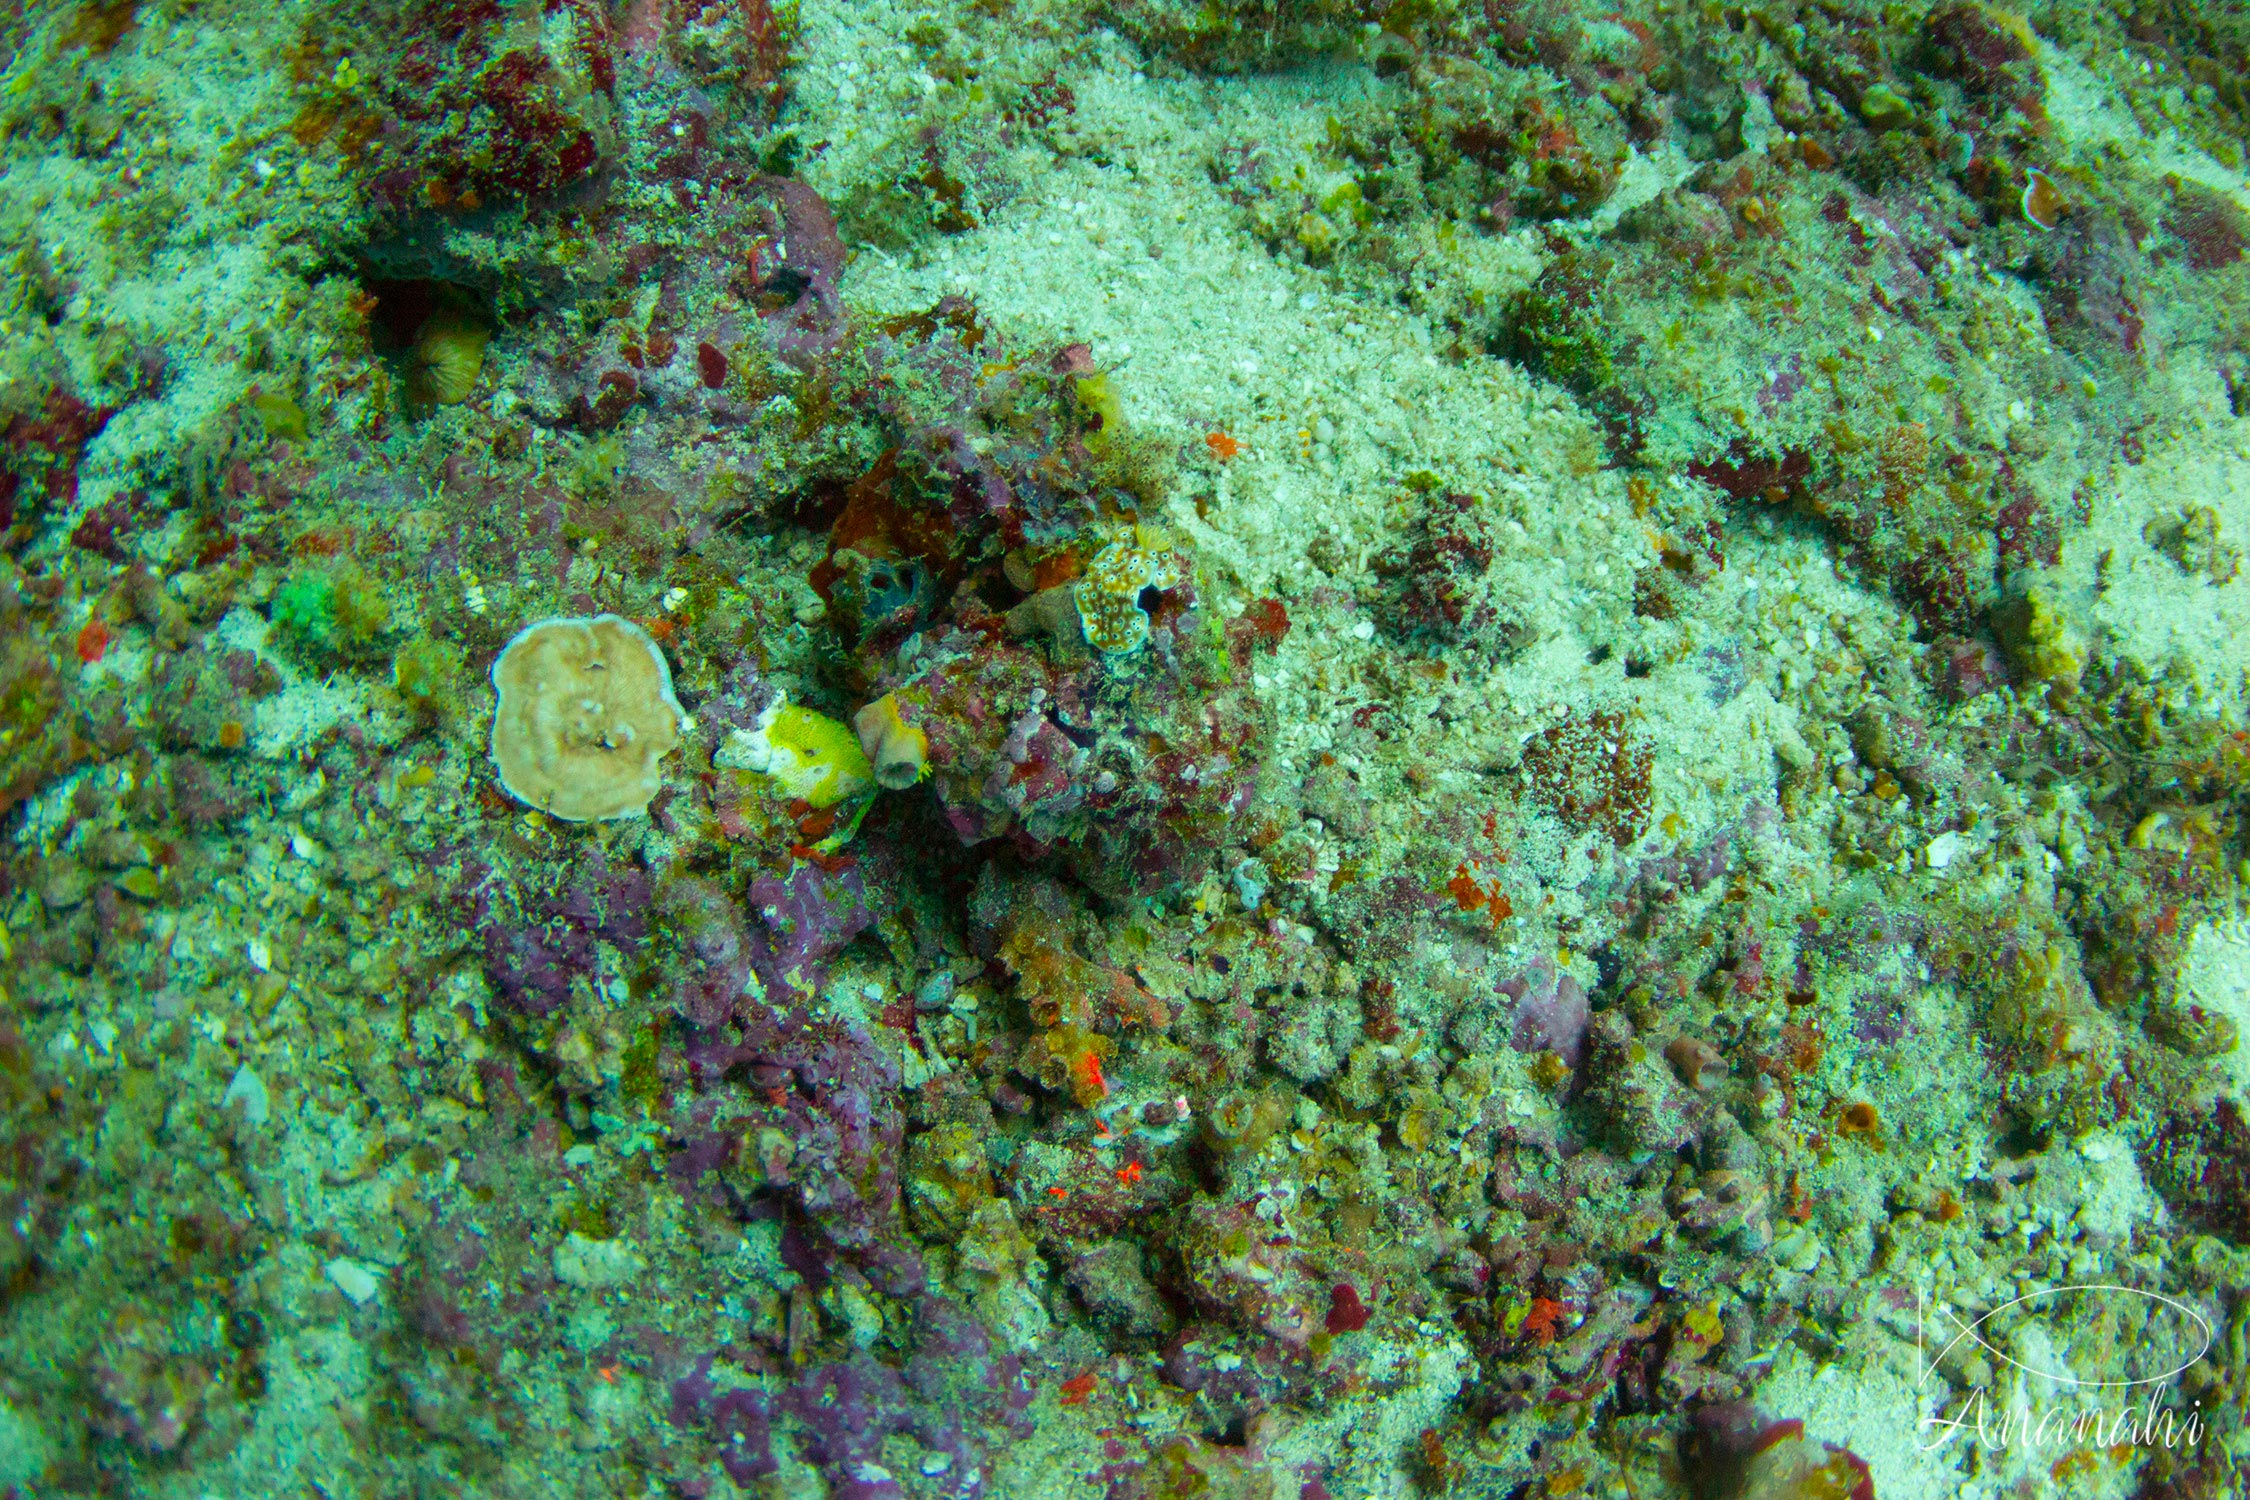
[8,0,2250,1495]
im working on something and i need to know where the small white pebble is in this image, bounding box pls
[222,1065,271,1125]
[1351,620,1376,641]
[247,936,273,972]
[324,1257,383,1306]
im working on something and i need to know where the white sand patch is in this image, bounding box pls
[1753,1342,1970,1500]
[2180,914,2250,1106]
[2058,435,2250,709]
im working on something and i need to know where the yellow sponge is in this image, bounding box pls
[718,696,875,808]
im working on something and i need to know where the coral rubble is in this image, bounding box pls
[2,0,2250,1495]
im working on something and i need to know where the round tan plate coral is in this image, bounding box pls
[489,613,687,821]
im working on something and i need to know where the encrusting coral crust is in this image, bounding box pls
[488,614,685,821]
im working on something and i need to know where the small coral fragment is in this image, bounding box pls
[2021,167,2068,232]
[2144,505,2242,583]
[1995,579,2086,689]
[406,318,490,409]
[489,613,686,821]
[393,635,465,724]
[716,694,874,809]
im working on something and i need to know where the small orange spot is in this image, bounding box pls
[1205,431,1242,462]
[1445,862,1512,927]
[75,619,111,664]
[1072,1049,1109,1103]
[1522,1297,1564,1345]
[1838,1100,1881,1138]
[1784,1172,1812,1221]
[1032,550,1084,590]
[2154,905,2180,937]
[292,524,351,558]
[1047,1186,1070,1199]
[1115,1161,1143,1186]
[1059,1370,1098,1405]
[597,1365,618,1384]
[217,721,247,751]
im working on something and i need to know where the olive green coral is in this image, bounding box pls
[392,636,465,724]
[0,632,77,815]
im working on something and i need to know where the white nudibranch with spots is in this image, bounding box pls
[1074,536,1179,656]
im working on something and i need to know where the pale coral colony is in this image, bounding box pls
[489,614,687,822]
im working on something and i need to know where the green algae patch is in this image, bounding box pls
[271,562,393,663]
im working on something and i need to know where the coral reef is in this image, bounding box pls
[2,0,2249,1495]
